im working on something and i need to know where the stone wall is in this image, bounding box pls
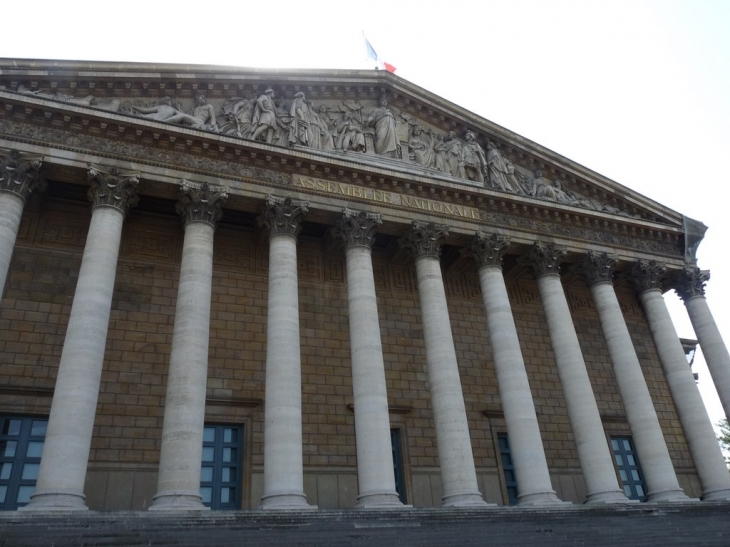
[0,193,701,510]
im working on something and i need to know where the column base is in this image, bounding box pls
[517,490,570,507]
[19,489,89,512]
[259,491,317,511]
[442,491,493,507]
[646,488,695,503]
[584,489,638,505]
[700,488,730,502]
[356,491,405,508]
[149,490,209,511]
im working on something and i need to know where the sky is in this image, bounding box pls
[2,1,729,431]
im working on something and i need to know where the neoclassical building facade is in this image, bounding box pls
[0,59,729,511]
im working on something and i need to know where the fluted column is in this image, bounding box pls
[0,149,44,298]
[469,235,564,505]
[23,164,139,511]
[586,259,687,502]
[675,267,730,423]
[523,245,627,504]
[332,209,402,508]
[258,195,314,510]
[151,182,228,510]
[400,221,487,507]
[636,265,730,500]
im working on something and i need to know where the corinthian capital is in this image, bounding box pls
[525,242,566,277]
[467,232,510,269]
[399,220,449,259]
[258,194,310,239]
[87,163,140,214]
[673,266,709,301]
[579,250,618,287]
[628,260,666,294]
[331,208,382,249]
[176,181,228,228]
[0,149,45,201]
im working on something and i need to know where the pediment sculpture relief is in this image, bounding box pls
[1,85,638,217]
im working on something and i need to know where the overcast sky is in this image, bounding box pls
[3,0,729,429]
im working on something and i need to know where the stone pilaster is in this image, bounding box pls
[257,195,314,510]
[400,221,488,507]
[151,182,228,511]
[0,149,44,299]
[469,234,565,505]
[673,267,730,423]
[23,165,139,512]
[630,265,730,501]
[331,209,402,507]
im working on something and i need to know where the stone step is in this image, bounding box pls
[1,503,728,547]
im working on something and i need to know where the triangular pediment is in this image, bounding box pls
[0,59,682,227]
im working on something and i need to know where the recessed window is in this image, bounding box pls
[391,429,406,504]
[611,436,647,501]
[498,433,519,505]
[0,416,48,510]
[200,424,243,510]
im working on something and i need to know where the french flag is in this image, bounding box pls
[364,37,396,73]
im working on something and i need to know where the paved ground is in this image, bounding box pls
[1,503,728,546]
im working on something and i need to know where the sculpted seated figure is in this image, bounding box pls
[335,113,366,152]
[408,125,435,168]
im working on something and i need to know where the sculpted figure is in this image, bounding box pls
[434,131,465,178]
[462,131,488,183]
[220,97,255,138]
[486,142,514,192]
[136,93,218,131]
[307,103,335,150]
[288,92,310,147]
[408,125,435,168]
[537,178,581,206]
[16,85,120,112]
[251,89,281,144]
[366,94,398,157]
[523,169,547,196]
[504,159,526,195]
[130,96,179,122]
[335,113,366,152]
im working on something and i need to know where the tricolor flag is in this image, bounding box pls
[364,36,396,73]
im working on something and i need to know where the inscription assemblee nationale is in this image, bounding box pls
[292,175,481,220]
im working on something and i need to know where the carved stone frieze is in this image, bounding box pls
[331,208,382,249]
[87,163,140,214]
[7,85,121,112]
[467,232,510,269]
[176,181,228,228]
[525,242,566,277]
[257,195,309,239]
[399,220,449,260]
[672,266,709,301]
[627,260,666,294]
[0,148,44,200]
[579,251,618,287]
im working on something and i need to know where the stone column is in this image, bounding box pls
[332,209,402,508]
[257,195,313,510]
[0,149,44,298]
[400,221,487,507]
[523,245,628,504]
[150,182,228,510]
[586,259,687,502]
[22,164,139,511]
[675,266,730,423]
[637,264,730,500]
[469,235,564,505]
